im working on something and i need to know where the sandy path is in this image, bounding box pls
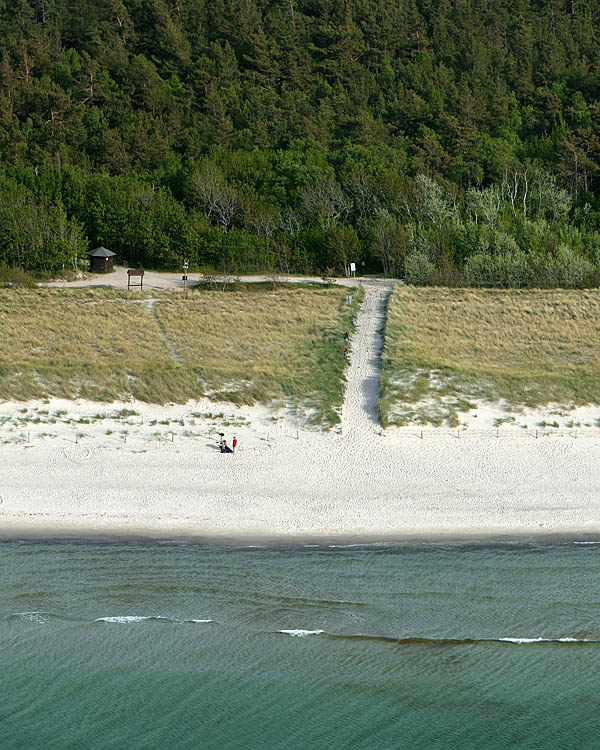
[45,267,376,291]
[341,285,390,436]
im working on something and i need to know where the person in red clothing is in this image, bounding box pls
[232,436,237,452]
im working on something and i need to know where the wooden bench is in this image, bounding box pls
[127,269,144,290]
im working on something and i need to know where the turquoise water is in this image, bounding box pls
[1,540,600,748]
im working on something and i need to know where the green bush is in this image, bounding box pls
[465,250,533,288]
[549,245,595,288]
[0,265,38,288]
[405,251,434,286]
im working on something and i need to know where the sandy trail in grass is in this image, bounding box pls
[4,278,600,541]
[341,285,389,436]
[45,267,366,291]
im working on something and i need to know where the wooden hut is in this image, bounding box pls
[88,247,116,272]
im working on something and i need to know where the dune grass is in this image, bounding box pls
[379,286,600,427]
[154,283,362,425]
[0,288,171,402]
[0,284,361,427]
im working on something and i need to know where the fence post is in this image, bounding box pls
[171,431,174,442]
[535,429,538,439]
[420,429,423,440]
[496,428,499,438]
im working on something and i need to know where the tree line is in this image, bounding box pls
[1,0,600,286]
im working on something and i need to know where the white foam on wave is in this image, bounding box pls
[13,611,47,624]
[574,541,600,545]
[554,637,585,642]
[327,542,395,549]
[95,615,167,624]
[279,629,325,637]
[96,615,214,625]
[499,636,588,644]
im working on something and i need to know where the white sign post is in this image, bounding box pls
[182,259,189,297]
[350,262,356,278]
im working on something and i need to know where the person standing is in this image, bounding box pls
[232,436,237,452]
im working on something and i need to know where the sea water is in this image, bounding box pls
[1,540,599,748]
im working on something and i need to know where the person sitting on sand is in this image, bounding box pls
[221,443,233,453]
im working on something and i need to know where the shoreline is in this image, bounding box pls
[2,527,600,547]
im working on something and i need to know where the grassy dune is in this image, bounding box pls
[379,287,600,427]
[0,284,362,426]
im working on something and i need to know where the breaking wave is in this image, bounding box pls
[95,615,213,624]
[276,631,596,645]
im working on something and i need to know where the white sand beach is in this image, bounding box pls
[2,281,600,541]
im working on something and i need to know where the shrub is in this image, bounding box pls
[405,251,434,286]
[549,245,595,288]
[465,250,533,288]
[0,265,38,288]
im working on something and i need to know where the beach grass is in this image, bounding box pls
[379,286,600,427]
[0,284,361,427]
[154,283,362,425]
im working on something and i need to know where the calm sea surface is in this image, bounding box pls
[1,539,599,749]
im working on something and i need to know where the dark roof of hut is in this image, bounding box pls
[88,246,116,257]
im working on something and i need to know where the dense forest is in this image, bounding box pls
[2,0,600,285]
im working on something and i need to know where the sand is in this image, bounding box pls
[44,267,361,291]
[3,281,600,542]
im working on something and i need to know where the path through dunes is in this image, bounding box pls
[341,282,392,436]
